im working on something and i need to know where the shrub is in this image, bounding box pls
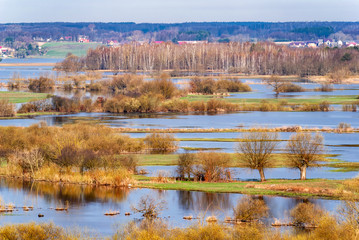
[28,76,55,90]
[18,99,52,113]
[280,83,305,92]
[216,78,252,92]
[319,101,330,111]
[155,170,171,183]
[63,83,73,91]
[0,222,64,240]
[8,148,45,176]
[189,77,216,94]
[87,81,103,91]
[195,152,230,182]
[338,122,352,132]
[119,155,138,173]
[80,149,100,173]
[233,196,269,222]
[52,96,80,113]
[132,195,166,219]
[161,98,189,112]
[315,83,333,92]
[0,100,15,117]
[190,101,207,112]
[54,145,81,170]
[144,133,178,154]
[290,202,324,227]
[155,73,177,99]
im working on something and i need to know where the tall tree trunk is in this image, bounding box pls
[259,168,265,182]
[300,166,307,180]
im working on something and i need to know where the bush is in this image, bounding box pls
[233,196,269,222]
[18,99,52,113]
[319,101,330,111]
[190,101,207,112]
[144,133,178,154]
[189,77,216,94]
[216,78,252,92]
[8,148,45,176]
[161,98,189,112]
[338,122,352,132]
[315,83,333,92]
[132,195,166,219]
[52,96,80,113]
[119,155,138,173]
[80,149,100,173]
[0,222,64,240]
[290,202,325,227]
[0,100,15,117]
[195,152,230,182]
[280,83,305,92]
[54,145,81,170]
[28,77,55,90]
[87,81,103,91]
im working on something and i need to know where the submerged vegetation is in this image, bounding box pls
[2,197,359,239]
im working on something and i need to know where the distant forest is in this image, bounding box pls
[1,22,359,43]
[56,42,359,76]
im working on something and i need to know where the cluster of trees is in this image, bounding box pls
[177,132,324,182]
[177,152,230,182]
[0,124,178,179]
[237,132,324,181]
[56,42,359,75]
[0,100,15,117]
[17,94,334,115]
[189,77,251,94]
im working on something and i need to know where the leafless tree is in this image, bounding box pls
[236,132,279,182]
[286,133,324,180]
[264,75,286,98]
[132,195,166,219]
[9,148,44,177]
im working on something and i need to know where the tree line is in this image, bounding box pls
[56,42,359,76]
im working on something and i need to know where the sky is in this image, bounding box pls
[0,0,358,23]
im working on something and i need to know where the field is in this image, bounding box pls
[41,42,102,58]
[0,91,49,103]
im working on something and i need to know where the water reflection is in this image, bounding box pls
[1,179,130,206]
[0,177,342,236]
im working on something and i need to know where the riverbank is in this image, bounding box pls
[134,177,350,199]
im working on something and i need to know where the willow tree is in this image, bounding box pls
[236,132,279,182]
[286,133,324,180]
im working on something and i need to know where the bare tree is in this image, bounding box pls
[264,75,286,98]
[236,132,279,182]
[9,148,44,177]
[132,195,166,219]
[176,152,195,180]
[286,133,324,180]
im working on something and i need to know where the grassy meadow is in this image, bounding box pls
[41,42,102,58]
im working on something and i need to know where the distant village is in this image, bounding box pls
[278,39,358,48]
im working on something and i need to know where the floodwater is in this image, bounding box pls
[0,58,358,235]
[0,178,342,236]
[1,111,358,129]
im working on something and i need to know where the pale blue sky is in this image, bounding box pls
[0,0,358,23]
